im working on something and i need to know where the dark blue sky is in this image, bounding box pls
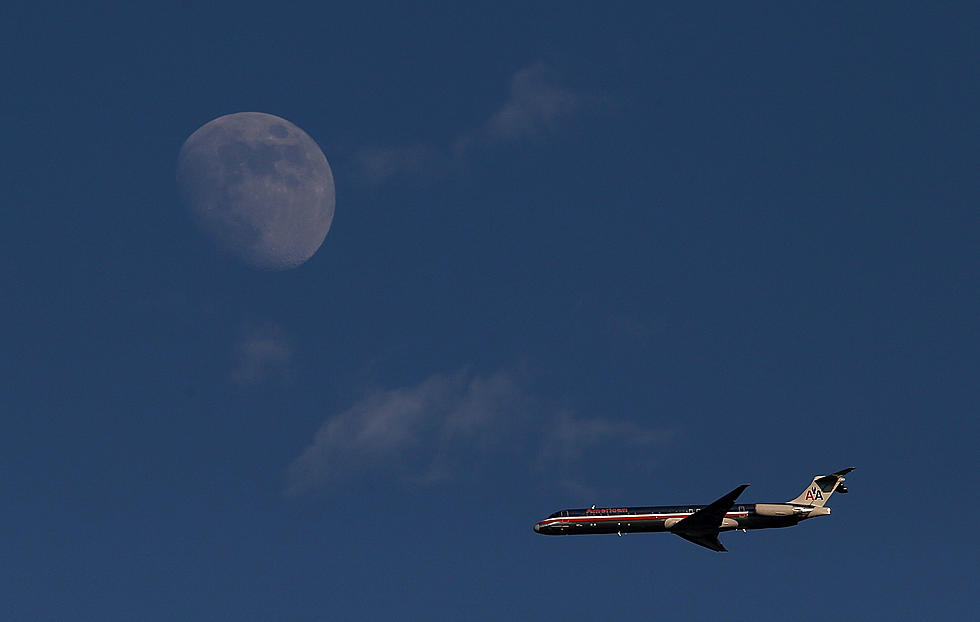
[3,3,977,620]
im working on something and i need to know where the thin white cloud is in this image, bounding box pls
[540,412,673,464]
[286,370,524,493]
[229,323,293,386]
[352,62,604,185]
[468,62,588,147]
[285,368,670,495]
[353,143,449,186]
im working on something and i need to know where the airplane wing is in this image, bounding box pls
[671,484,749,533]
[675,532,728,552]
[670,484,749,552]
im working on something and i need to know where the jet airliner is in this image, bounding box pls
[533,468,854,551]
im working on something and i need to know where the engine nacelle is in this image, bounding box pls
[754,504,796,517]
[664,517,740,530]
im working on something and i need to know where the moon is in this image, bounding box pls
[176,112,335,270]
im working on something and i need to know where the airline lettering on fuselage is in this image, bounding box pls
[805,486,823,501]
[585,508,628,515]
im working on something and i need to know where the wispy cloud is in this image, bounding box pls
[229,323,293,386]
[540,413,672,464]
[456,62,591,152]
[353,143,450,186]
[285,368,670,495]
[352,62,606,185]
[285,370,525,494]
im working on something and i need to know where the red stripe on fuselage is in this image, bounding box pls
[537,512,749,526]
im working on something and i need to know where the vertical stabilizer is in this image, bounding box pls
[787,467,854,507]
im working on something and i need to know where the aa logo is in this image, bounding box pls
[805,486,824,501]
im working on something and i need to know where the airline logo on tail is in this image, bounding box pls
[804,486,824,502]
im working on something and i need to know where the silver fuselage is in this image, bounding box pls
[534,502,829,535]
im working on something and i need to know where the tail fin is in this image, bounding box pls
[787,467,854,507]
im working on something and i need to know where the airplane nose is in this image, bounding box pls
[533,523,541,533]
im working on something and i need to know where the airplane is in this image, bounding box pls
[533,468,854,552]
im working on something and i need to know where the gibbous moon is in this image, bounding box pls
[176,112,335,270]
